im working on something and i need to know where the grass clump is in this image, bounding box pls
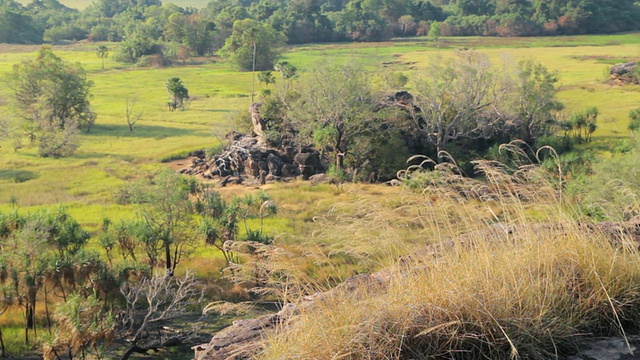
[255,160,640,359]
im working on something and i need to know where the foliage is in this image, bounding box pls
[165,77,190,111]
[43,292,115,360]
[329,0,391,41]
[0,208,102,346]
[164,13,217,56]
[566,142,640,221]
[257,70,275,88]
[427,21,441,40]
[291,61,378,170]
[6,47,95,156]
[96,45,109,70]
[220,18,286,71]
[197,188,277,265]
[514,59,564,142]
[125,169,197,275]
[628,108,640,132]
[1,0,639,49]
[0,7,43,44]
[274,61,297,79]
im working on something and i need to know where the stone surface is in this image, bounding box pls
[610,62,638,85]
[180,132,324,185]
[194,219,640,360]
[569,336,640,360]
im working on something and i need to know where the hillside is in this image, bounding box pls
[0,34,638,358]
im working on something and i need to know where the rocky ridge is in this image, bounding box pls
[193,219,640,360]
[610,62,638,85]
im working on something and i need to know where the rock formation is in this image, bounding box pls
[193,218,640,360]
[179,132,324,185]
[610,62,638,85]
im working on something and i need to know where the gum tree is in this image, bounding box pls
[6,46,95,156]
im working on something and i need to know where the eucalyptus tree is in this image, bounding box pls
[165,77,189,111]
[6,47,95,156]
[220,18,286,71]
[291,61,378,171]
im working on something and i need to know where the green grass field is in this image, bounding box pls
[0,33,639,358]
[0,33,638,227]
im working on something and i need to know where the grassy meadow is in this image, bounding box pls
[0,34,638,226]
[0,33,639,357]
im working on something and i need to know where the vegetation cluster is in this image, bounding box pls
[0,22,638,360]
[249,50,604,181]
[1,0,639,68]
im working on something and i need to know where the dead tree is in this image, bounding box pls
[119,271,201,360]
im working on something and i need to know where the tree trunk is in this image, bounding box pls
[0,326,5,357]
[335,153,344,171]
[44,281,52,334]
[165,242,173,277]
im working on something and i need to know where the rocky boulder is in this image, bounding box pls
[194,218,640,360]
[610,62,638,85]
[179,133,324,185]
[249,103,268,142]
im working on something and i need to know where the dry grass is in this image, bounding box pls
[253,160,640,359]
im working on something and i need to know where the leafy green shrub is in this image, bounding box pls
[565,143,640,220]
[628,108,640,132]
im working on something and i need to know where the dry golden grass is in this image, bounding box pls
[253,160,640,359]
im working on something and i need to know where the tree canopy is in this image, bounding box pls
[220,18,286,71]
[1,0,638,47]
[6,47,95,157]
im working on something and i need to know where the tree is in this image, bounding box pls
[128,170,197,276]
[165,77,189,111]
[119,272,200,360]
[43,293,115,360]
[125,95,143,132]
[6,47,95,156]
[165,13,217,56]
[95,45,109,70]
[329,0,391,41]
[257,70,276,88]
[0,8,43,44]
[291,61,377,171]
[428,21,441,40]
[0,209,93,346]
[198,189,277,265]
[397,15,416,35]
[512,59,564,142]
[274,61,297,80]
[412,50,504,160]
[219,19,286,71]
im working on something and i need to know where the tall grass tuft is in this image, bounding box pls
[256,159,640,359]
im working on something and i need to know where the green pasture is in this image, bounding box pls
[0,33,639,227]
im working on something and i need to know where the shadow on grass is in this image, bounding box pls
[0,169,38,183]
[70,152,138,163]
[87,124,206,138]
[191,109,234,113]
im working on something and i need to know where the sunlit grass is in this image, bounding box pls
[257,162,640,359]
[0,33,638,226]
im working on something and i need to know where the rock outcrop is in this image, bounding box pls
[610,62,638,85]
[179,133,324,185]
[193,272,389,360]
[193,218,640,359]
